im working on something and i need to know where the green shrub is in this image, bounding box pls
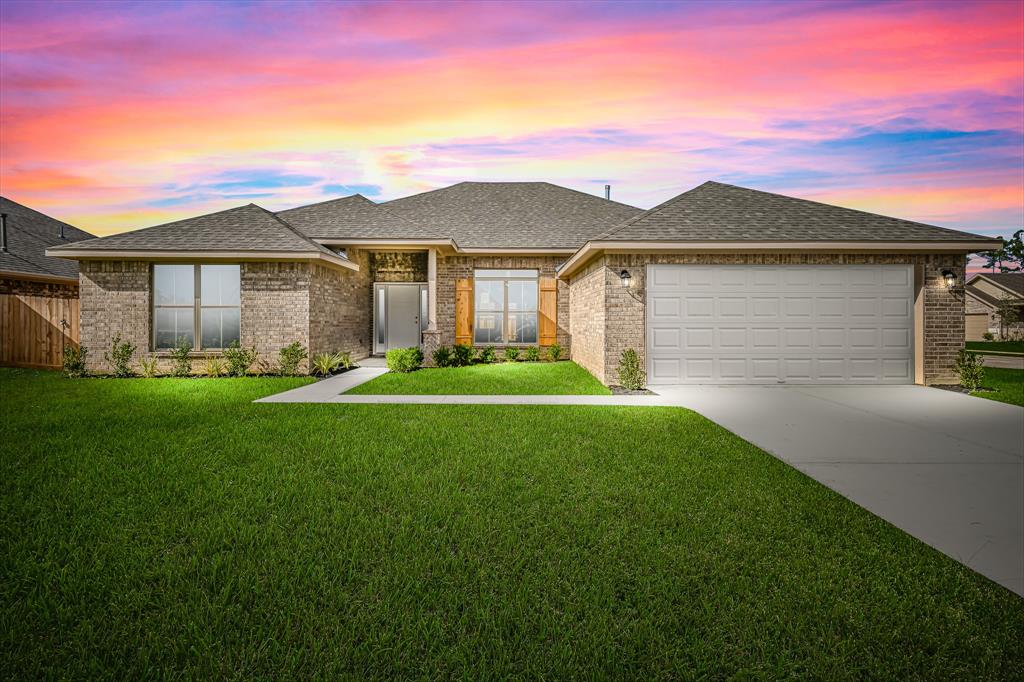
[334,351,352,370]
[138,356,159,378]
[223,341,258,377]
[982,331,995,341]
[547,343,563,362]
[954,349,985,391]
[203,356,225,377]
[311,353,339,377]
[523,346,540,362]
[452,344,474,367]
[62,345,87,378]
[105,334,136,377]
[169,337,193,377]
[278,342,308,376]
[478,346,497,363]
[618,348,646,390]
[386,346,423,373]
[432,345,453,368]
[503,347,520,362]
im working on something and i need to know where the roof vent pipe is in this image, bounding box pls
[59,221,64,239]
[1,214,7,252]
[605,184,611,200]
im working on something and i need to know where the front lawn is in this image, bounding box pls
[974,367,1024,407]
[2,369,1022,678]
[966,341,1024,355]
[347,360,610,395]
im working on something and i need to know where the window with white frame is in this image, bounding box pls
[153,264,240,350]
[474,269,538,344]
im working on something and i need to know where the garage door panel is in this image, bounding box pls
[646,264,914,385]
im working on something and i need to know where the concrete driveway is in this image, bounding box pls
[656,384,1024,596]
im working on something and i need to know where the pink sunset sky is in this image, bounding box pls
[0,0,1021,244]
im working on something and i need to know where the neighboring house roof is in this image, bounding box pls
[596,181,995,243]
[277,194,442,241]
[966,273,1024,309]
[0,196,94,281]
[382,181,643,250]
[47,204,354,270]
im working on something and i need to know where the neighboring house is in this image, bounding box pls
[47,181,997,385]
[1,197,93,368]
[965,272,1024,340]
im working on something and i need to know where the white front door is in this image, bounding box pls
[646,264,915,385]
[374,283,426,353]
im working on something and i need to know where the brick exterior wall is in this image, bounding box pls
[240,262,311,371]
[435,255,570,351]
[0,276,78,298]
[79,261,150,373]
[567,260,606,382]
[569,253,964,386]
[370,252,428,282]
[310,249,372,362]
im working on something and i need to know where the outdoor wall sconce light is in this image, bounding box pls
[619,270,632,287]
[941,269,957,289]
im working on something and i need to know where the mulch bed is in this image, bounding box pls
[932,384,994,395]
[610,386,656,395]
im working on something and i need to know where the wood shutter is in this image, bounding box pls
[455,278,473,345]
[539,277,557,346]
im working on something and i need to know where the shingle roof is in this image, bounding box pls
[969,272,1024,298]
[382,182,643,249]
[0,196,94,280]
[52,203,337,257]
[598,181,995,243]
[277,194,441,241]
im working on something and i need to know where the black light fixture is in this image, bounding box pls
[619,269,632,288]
[941,269,957,289]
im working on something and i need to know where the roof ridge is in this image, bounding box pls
[380,181,469,205]
[0,195,94,238]
[256,205,342,257]
[537,181,643,211]
[595,181,713,240]
[277,192,374,213]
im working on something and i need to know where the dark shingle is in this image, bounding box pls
[0,197,94,280]
[598,181,994,242]
[277,194,441,241]
[969,272,1024,298]
[53,204,330,255]
[382,182,643,249]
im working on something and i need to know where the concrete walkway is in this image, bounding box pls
[978,353,1024,369]
[656,384,1024,596]
[255,366,388,403]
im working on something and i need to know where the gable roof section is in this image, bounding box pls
[1,196,94,281]
[598,181,997,243]
[382,182,643,250]
[46,204,354,269]
[277,194,442,241]
[968,272,1024,299]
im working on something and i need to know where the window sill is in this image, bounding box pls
[151,350,228,357]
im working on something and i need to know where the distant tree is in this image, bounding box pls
[977,229,1023,273]
[994,295,1023,340]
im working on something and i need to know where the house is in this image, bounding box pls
[965,272,1024,340]
[1,197,93,368]
[46,181,998,385]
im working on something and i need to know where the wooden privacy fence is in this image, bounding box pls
[0,293,79,369]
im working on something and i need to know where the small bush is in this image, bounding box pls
[138,356,159,378]
[203,356,226,377]
[105,335,136,377]
[503,347,520,362]
[452,344,474,367]
[432,345,453,368]
[278,342,309,377]
[618,348,646,390]
[386,346,423,373]
[334,351,352,370]
[523,346,540,362]
[223,341,258,377]
[478,346,497,363]
[312,353,340,377]
[169,337,193,377]
[547,343,563,362]
[982,331,995,341]
[62,345,87,378]
[954,349,985,391]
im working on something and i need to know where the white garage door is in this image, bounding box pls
[646,264,914,385]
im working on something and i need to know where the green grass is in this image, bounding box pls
[973,367,1024,407]
[348,360,611,395]
[966,341,1024,355]
[2,368,1022,679]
